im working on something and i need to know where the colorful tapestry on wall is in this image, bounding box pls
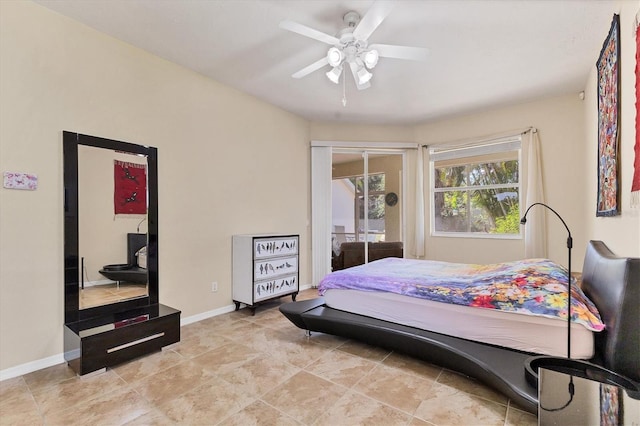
[114,160,147,215]
[600,384,622,426]
[633,14,640,207]
[596,14,621,217]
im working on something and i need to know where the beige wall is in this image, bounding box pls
[310,122,414,143]
[0,1,310,371]
[583,0,640,257]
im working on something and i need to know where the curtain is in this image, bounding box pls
[523,129,546,258]
[632,12,640,207]
[414,147,425,257]
[311,146,332,287]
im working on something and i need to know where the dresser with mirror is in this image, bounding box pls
[63,131,180,376]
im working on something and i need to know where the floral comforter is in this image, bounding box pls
[318,257,604,331]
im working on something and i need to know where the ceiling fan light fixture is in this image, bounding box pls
[326,65,342,84]
[357,66,372,85]
[327,47,344,67]
[363,49,379,69]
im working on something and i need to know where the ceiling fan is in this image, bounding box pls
[279,0,429,91]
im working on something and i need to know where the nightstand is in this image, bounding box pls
[538,366,639,425]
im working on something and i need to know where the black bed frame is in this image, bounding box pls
[280,240,640,414]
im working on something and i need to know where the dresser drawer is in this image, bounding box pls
[254,274,297,302]
[254,237,298,259]
[254,255,297,280]
[65,304,181,375]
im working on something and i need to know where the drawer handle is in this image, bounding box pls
[106,332,165,353]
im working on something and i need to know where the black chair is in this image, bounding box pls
[99,233,147,284]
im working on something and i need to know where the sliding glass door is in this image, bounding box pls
[331,150,404,268]
[311,142,415,285]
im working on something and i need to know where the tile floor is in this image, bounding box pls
[80,282,148,309]
[0,289,537,425]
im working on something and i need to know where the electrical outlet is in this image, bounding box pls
[211,281,218,292]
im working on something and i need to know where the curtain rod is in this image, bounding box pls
[421,126,536,150]
[311,140,419,149]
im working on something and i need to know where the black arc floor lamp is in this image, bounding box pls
[520,203,576,411]
[520,202,573,359]
[520,203,640,394]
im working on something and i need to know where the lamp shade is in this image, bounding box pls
[357,67,372,85]
[363,49,379,69]
[327,47,344,67]
[326,66,342,84]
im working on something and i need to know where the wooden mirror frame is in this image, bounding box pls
[63,131,159,323]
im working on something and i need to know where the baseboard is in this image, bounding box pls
[0,284,313,382]
[82,279,114,288]
[181,303,237,326]
[181,283,313,326]
[0,353,66,382]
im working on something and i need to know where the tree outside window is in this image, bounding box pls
[433,158,520,236]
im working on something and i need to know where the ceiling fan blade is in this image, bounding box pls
[352,0,394,41]
[279,20,340,45]
[292,57,329,79]
[369,43,430,62]
[348,61,371,90]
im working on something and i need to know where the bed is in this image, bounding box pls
[280,240,639,414]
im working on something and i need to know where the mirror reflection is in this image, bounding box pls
[78,145,149,309]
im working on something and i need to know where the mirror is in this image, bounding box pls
[64,131,159,323]
[78,145,149,309]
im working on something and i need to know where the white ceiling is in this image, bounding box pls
[35,0,618,125]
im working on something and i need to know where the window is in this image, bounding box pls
[430,138,521,237]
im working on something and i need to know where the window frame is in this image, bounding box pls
[429,137,523,239]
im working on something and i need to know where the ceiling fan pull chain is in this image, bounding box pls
[342,71,347,107]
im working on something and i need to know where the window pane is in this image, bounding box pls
[430,139,521,237]
[368,174,385,192]
[434,191,468,232]
[468,160,519,186]
[491,188,520,234]
[470,188,520,234]
[368,194,385,241]
[356,194,386,241]
[434,165,466,188]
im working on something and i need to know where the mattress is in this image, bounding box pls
[323,288,595,358]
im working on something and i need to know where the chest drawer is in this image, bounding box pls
[254,274,297,302]
[254,237,298,259]
[254,255,298,280]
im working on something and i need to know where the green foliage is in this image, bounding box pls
[352,174,386,220]
[493,204,521,234]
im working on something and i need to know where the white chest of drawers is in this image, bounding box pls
[232,234,299,313]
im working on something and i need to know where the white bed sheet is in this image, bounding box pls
[323,289,595,359]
